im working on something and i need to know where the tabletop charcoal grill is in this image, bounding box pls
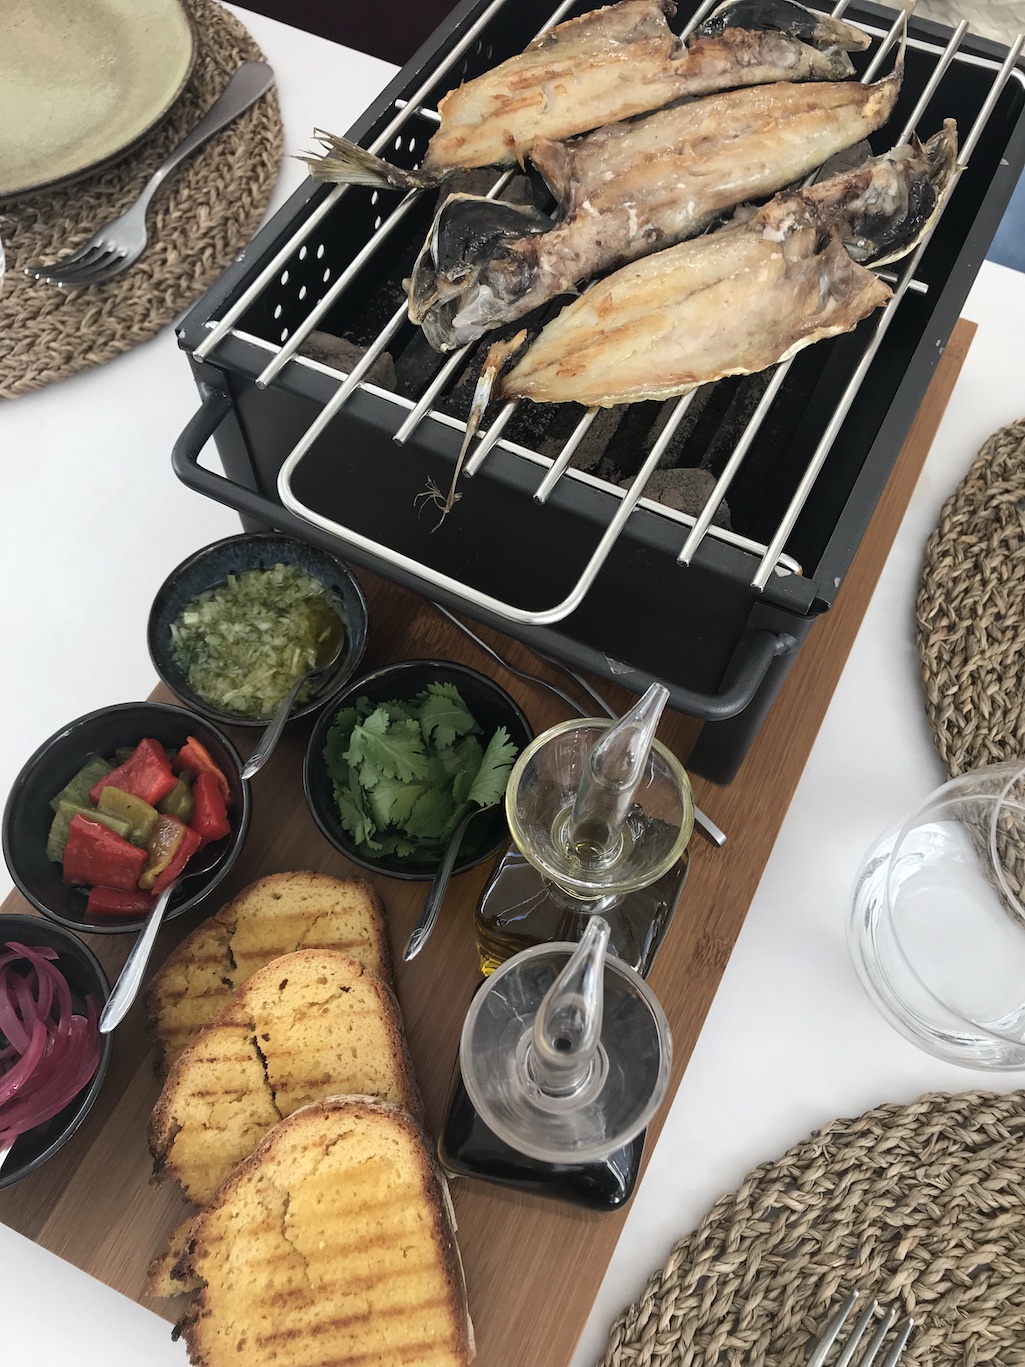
[173,0,1025,783]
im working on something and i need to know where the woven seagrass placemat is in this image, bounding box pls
[0,0,282,400]
[917,418,1025,776]
[600,1089,1025,1367]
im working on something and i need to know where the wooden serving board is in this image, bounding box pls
[0,322,974,1367]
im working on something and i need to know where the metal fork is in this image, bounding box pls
[25,61,274,288]
[809,1291,914,1367]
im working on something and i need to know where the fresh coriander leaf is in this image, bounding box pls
[324,711,358,780]
[439,799,472,842]
[403,786,457,841]
[368,773,431,830]
[390,835,421,859]
[451,736,484,803]
[379,699,419,724]
[419,683,481,749]
[333,779,377,848]
[346,710,429,783]
[467,726,519,808]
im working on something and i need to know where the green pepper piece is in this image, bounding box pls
[97,786,160,847]
[49,756,114,814]
[112,746,135,765]
[45,800,134,863]
[157,775,194,823]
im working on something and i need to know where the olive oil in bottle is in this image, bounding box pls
[474,843,689,977]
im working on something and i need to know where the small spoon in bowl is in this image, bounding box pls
[241,594,347,782]
[403,804,494,963]
[98,840,227,1033]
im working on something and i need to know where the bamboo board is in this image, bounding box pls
[0,321,974,1367]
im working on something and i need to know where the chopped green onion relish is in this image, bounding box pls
[170,564,342,718]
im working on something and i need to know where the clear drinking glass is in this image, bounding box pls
[848,763,1025,1069]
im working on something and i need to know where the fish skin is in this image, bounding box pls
[500,131,956,409]
[424,1,859,176]
[304,0,870,191]
[426,68,901,349]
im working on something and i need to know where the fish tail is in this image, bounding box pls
[298,129,432,191]
[419,331,528,527]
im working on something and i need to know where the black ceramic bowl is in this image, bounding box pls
[147,532,370,728]
[2,701,251,935]
[0,913,113,1190]
[304,660,533,881]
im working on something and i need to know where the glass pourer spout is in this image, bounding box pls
[526,918,608,1097]
[566,684,669,870]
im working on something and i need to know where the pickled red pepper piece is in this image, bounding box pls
[62,814,148,891]
[86,887,156,918]
[151,826,202,896]
[189,771,231,846]
[88,737,177,808]
[174,737,232,805]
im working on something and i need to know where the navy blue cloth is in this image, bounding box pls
[987,170,1025,273]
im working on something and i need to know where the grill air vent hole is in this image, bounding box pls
[280,269,289,285]
[316,243,325,259]
[273,304,282,319]
[299,245,307,261]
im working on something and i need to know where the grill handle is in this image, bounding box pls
[171,388,800,723]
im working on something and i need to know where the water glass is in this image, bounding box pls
[848,763,1025,1069]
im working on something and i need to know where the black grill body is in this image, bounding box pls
[173,0,1025,782]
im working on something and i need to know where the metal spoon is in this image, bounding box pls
[241,594,347,781]
[403,805,493,962]
[98,840,226,1033]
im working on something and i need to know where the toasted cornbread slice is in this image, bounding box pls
[148,1216,202,1299]
[175,1098,475,1367]
[150,950,420,1206]
[146,871,391,1072]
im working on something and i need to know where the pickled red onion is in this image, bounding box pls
[0,940,101,1155]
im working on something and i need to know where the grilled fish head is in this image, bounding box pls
[694,0,871,52]
[406,192,553,350]
[804,121,959,266]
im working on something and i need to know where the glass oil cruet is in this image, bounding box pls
[459,918,672,1167]
[475,682,695,978]
[440,684,692,1209]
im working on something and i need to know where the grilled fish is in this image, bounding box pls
[302,0,869,191]
[499,123,958,408]
[410,57,904,350]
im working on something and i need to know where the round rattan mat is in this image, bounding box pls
[0,0,283,401]
[917,418,1025,777]
[600,1090,1025,1367]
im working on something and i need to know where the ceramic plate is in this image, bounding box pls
[0,0,195,199]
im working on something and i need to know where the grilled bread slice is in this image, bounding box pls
[175,1098,475,1367]
[146,871,391,1072]
[150,949,420,1206]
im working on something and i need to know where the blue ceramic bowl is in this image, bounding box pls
[2,701,251,935]
[0,913,113,1190]
[147,531,370,728]
[304,660,533,881]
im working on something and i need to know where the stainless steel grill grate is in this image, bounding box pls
[174,0,1025,780]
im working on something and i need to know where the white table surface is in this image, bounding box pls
[3,8,1025,1364]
